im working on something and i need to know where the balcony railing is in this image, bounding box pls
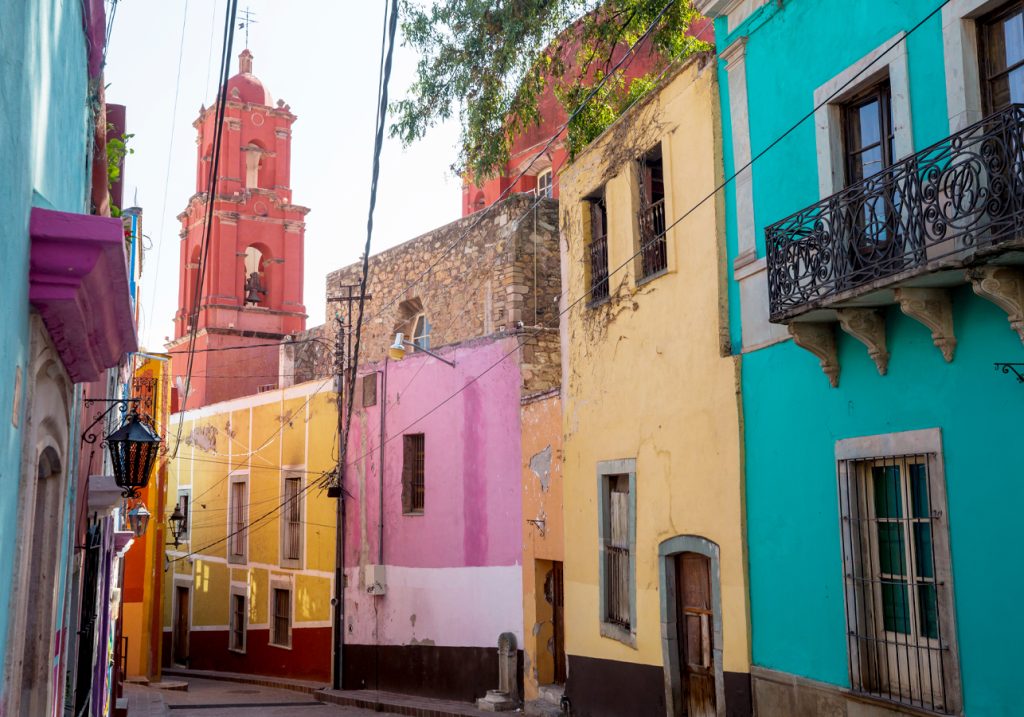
[588,232,610,304]
[639,197,668,279]
[766,104,1024,322]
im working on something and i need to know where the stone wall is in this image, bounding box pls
[280,323,330,386]
[311,194,561,394]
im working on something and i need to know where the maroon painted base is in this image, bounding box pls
[166,627,331,682]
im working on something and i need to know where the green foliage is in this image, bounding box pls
[106,126,134,217]
[391,0,709,180]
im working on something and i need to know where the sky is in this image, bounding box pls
[104,0,463,350]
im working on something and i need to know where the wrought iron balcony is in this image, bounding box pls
[766,104,1024,323]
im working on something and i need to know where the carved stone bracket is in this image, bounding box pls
[968,267,1024,345]
[837,309,889,375]
[894,288,956,362]
[789,322,840,388]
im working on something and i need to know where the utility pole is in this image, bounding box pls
[326,285,370,691]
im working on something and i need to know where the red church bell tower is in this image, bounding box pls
[169,49,309,409]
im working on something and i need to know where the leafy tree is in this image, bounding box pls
[391,0,708,180]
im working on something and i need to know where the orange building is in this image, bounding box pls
[168,50,309,409]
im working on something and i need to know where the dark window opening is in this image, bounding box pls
[638,145,667,279]
[362,372,378,407]
[402,434,425,514]
[271,588,291,647]
[586,191,610,304]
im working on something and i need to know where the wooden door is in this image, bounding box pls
[173,586,190,665]
[677,553,715,717]
[551,562,566,684]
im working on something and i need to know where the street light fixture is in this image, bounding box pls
[168,502,187,549]
[388,332,455,367]
[106,410,162,499]
[125,501,151,537]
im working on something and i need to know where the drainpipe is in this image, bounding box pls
[378,357,388,565]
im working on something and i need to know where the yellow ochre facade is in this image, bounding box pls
[162,379,337,681]
[558,55,750,716]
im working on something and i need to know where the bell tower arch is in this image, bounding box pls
[169,49,309,409]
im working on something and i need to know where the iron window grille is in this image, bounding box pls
[605,474,631,629]
[230,593,246,652]
[284,477,301,562]
[587,196,610,304]
[838,453,955,713]
[402,434,425,514]
[271,588,291,647]
[229,481,246,561]
[637,148,667,279]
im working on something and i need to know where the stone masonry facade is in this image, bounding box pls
[289,194,561,395]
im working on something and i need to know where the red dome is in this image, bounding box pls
[226,50,272,106]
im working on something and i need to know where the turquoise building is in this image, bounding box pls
[0,1,139,714]
[698,0,1024,714]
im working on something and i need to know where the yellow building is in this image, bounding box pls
[122,353,172,681]
[558,55,750,716]
[162,379,338,682]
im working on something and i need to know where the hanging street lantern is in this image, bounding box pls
[106,410,162,498]
[168,502,187,549]
[126,501,151,537]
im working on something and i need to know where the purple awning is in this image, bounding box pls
[29,207,138,383]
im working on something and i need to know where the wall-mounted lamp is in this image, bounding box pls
[168,502,187,549]
[388,332,455,367]
[125,501,150,537]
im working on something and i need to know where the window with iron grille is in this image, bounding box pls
[838,452,960,714]
[598,459,635,646]
[229,479,247,563]
[637,145,667,280]
[979,1,1024,114]
[402,434,425,514]
[283,476,302,564]
[229,592,246,652]
[177,489,190,541]
[586,192,610,305]
[362,372,378,407]
[270,588,291,648]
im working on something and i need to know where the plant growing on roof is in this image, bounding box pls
[391,0,709,179]
[106,125,134,218]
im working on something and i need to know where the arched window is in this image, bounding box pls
[411,313,431,350]
[536,168,553,198]
[243,245,268,306]
[186,245,201,327]
[244,143,264,189]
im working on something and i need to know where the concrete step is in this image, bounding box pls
[150,680,188,692]
[525,698,563,717]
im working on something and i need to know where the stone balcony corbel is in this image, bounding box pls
[837,309,889,376]
[789,322,840,388]
[968,266,1024,345]
[894,288,956,362]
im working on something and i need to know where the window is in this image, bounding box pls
[586,191,610,305]
[229,478,247,563]
[243,246,267,307]
[838,446,959,714]
[229,591,246,652]
[402,434,425,514]
[177,489,190,541]
[283,476,301,564]
[244,144,263,189]
[637,145,667,280]
[412,314,431,351]
[270,588,291,648]
[536,169,553,198]
[597,459,636,646]
[361,372,378,407]
[843,80,895,187]
[979,2,1024,113]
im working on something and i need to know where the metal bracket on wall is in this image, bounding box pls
[994,362,1024,383]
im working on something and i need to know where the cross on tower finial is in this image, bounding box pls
[237,6,258,50]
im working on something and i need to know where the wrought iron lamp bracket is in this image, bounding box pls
[80,398,140,446]
[994,362,1024,383]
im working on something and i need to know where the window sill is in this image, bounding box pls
[279,559,302,570]
[636,267,669,287]
[599,622,636,649]
[227,556,247,565]
[403,510,424,517]
[586,295,611,310]
[844,688,953,717]
[227,647,246,655]
[268,640,292,651]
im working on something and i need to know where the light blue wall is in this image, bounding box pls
[714,2,1024,714]
[0,0,91,679]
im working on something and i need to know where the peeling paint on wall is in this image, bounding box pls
[529,445,553,491]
